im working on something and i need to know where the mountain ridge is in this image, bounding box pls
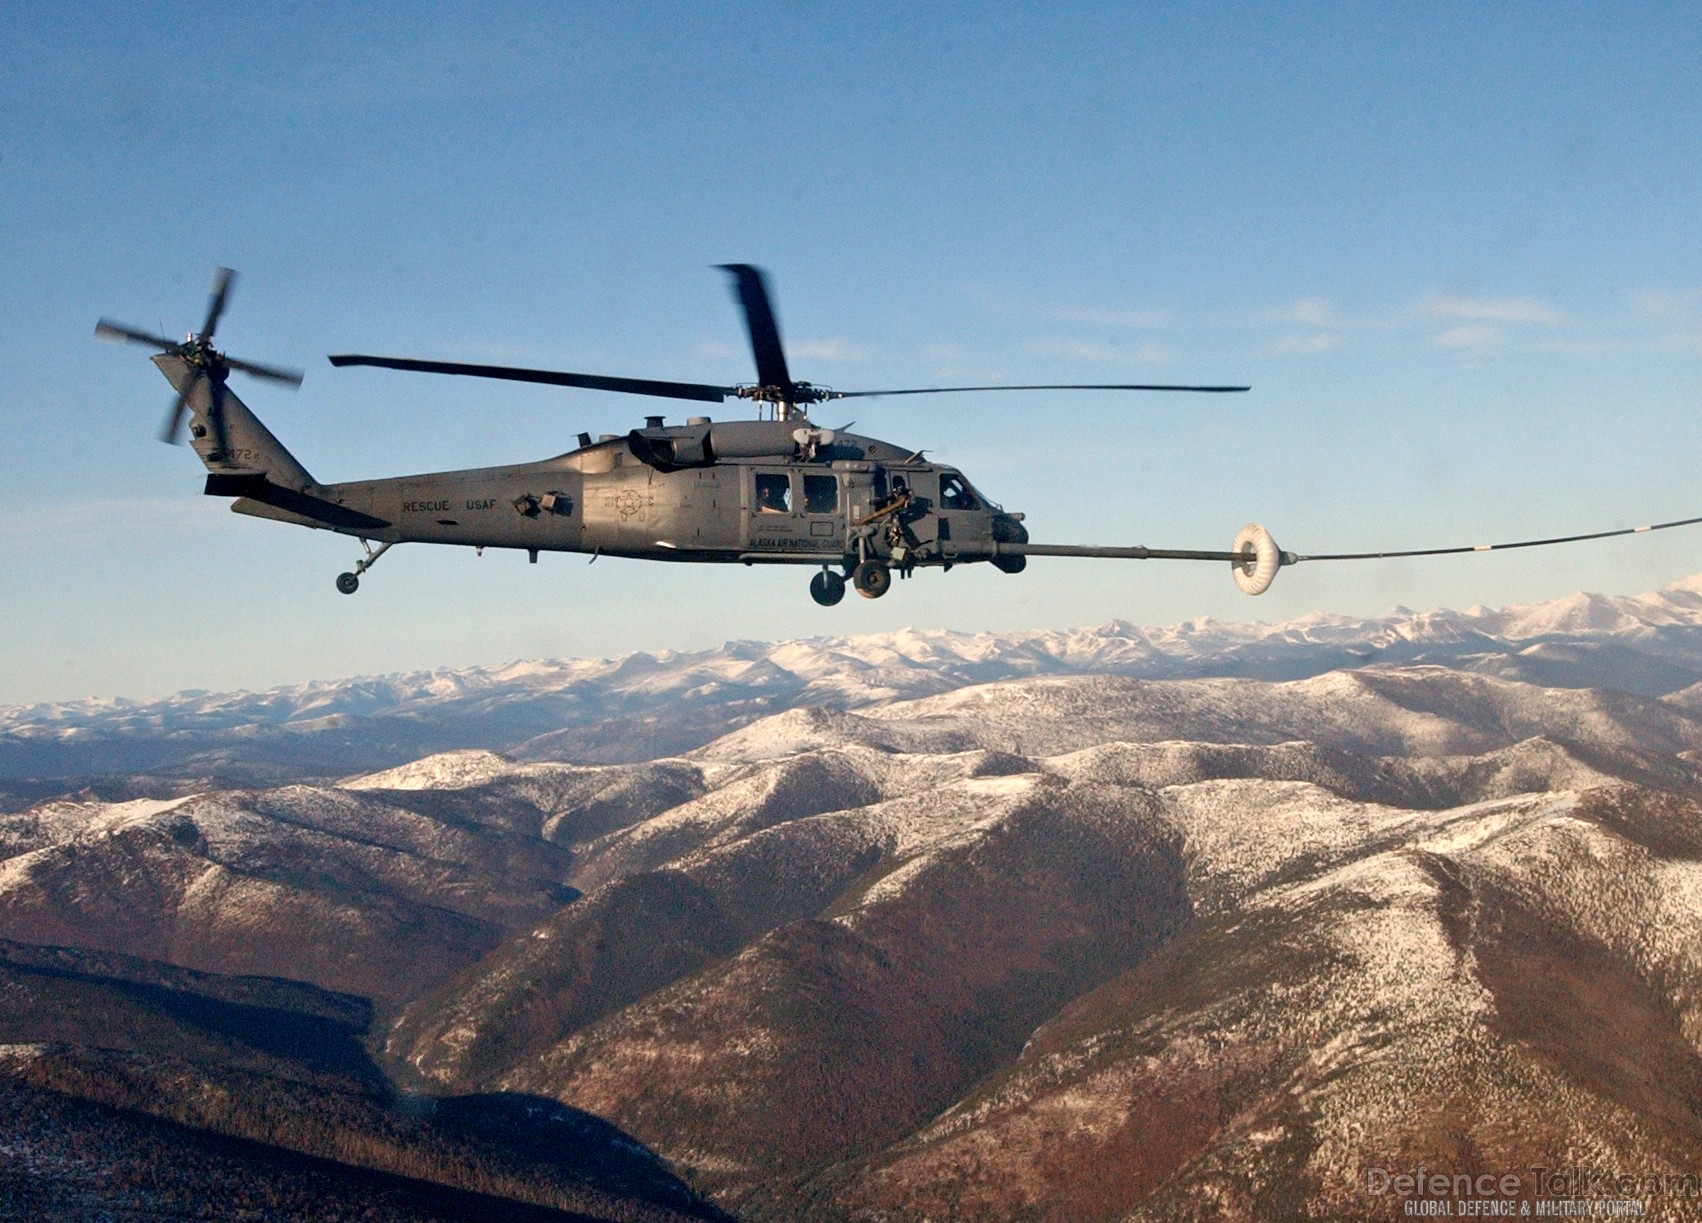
[11,574,1702,803]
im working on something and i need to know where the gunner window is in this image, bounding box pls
[940,473,980,511]
[755,473,792,513]
[803,474,838,514]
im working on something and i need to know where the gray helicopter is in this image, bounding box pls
[99,267,1697,603]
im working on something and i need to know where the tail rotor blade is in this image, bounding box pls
[96,319,178,350]
[206,378,231,455]
[159,393,189,444]
[200,267,235,341]
[225,355,304,386]
[718,264,792,390]
[102,267,298,446]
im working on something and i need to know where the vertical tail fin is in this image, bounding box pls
[154,353,318,493]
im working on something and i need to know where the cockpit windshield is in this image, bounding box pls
[939,471,980,511]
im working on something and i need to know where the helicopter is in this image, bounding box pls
[97,266,1702,604]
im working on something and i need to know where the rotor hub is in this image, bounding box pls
[182,337,226,375]
[732,382,840,407]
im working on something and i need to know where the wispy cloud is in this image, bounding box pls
[790,339,872,363]
[1425,295,1563,326]
[1210,297,1348,330]
[967,286,1176,331]
[1034,339,1126,363]
[1433,324,1500,349]
[1268,333,1341,355]
[1631,289,1702,321]
[1042,304,1177,330]
[1534,334,1640,356]
[1274,297,1334,328]
[439,337,615,366]
[1032,339,1172,364]
[1634,291,1683,317]
[1669,330,1702,357]
[0,497,225,545]
[971,282,1702,366]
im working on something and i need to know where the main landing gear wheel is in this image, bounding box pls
[336,572,360,595]
[852,560,891,599]
[810,569,846,606]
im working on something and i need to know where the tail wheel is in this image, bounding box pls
[852,561,891,599]
[810,569,846,606]
[336,572,360,595]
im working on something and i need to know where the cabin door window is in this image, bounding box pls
[754,472,792,513]
[802,472,843,539]
[803,474,839,515]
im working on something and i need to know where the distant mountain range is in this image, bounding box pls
[5,578,1702,1218]
[8,574,1702,806]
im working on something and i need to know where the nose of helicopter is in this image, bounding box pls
[992,511,1028,544]
[991,510,1028,573]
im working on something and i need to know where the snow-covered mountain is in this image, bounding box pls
[7,577,1702,1218]
[10,574,1702,804]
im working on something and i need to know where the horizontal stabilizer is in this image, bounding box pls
[205,473,389,531]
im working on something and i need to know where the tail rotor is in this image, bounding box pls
[95,267,304,445]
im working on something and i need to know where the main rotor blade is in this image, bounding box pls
[95,319,178,350]
[201,266,235,341]
[717,264,792,390]
[225,355,305,386]
[327,354,732,403]
[836,383,1251,398]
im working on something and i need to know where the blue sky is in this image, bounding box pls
[3,3,1700,705]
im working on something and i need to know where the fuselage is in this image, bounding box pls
[233,414,1029,571]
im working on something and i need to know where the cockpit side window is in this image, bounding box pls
[939,472,980,511]
[755,472,791,513]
